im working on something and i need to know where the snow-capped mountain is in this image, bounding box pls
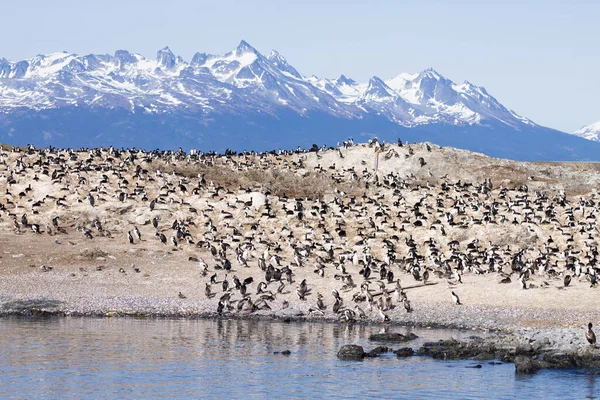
[0,40,599,161]
[573,121,600,142]
[0,40,532,125]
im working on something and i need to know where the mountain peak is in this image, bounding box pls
[235,40,259,56]
[157,46,176,69]
[361,76,395,100]
[421,68,442,78]
[114,49,138,66]
[573,121,600,142]
[336,74,356,86]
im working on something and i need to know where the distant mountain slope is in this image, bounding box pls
[1,40,599,160]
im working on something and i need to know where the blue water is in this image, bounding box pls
[0,317,598,399]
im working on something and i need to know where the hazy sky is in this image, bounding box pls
[1,0,598,132]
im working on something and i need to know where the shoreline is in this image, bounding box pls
[3,301,599,373]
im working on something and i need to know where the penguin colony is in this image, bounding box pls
[0,140,599,326]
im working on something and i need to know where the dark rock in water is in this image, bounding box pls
[541,351,579,369]
[417,339,497,360]
[394,347,415,357]
[514,356,539,374]
[466,364,483,368]
[368,346,390,356]
[369,332,419,342]
[415,335,600,372]
[274,350,291,355]
[337,345,365,361]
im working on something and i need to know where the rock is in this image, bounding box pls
[394,347,415,357]
[369,332,419,342]
[337,345,365,361]
[541,351,576,368]
[135,215,150,225]
[532,337,551,352]
[514,356,539,374]
[515,343,534,356]
[277,308,304,318]
[274,350,291,355]
[368,346,390,355]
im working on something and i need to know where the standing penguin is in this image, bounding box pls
[587,322,597,347]
[452,291,462,305]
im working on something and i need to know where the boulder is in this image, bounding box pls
[394,347,415,357]
[337,345,365,361]
[514,356,539,374]
[368,346,390,356]
[369,332,419,342]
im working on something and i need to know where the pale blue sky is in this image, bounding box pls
[1,0,598,132]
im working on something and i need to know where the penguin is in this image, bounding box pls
[378,306,390,322]
[155,232,167,244]
[205,283,213,298]
[403,298,413,313]
[127,231,134,244]
[133,226,141,241]
[452,291,462,305]
[222,274,229,292]
[387,270,394,284]
[519,273,527,290]
[564,274,572,287]
[586,322,596,347]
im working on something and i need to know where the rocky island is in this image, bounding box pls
[2,140,600,372]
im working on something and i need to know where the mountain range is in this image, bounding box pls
[0,40,599,161]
